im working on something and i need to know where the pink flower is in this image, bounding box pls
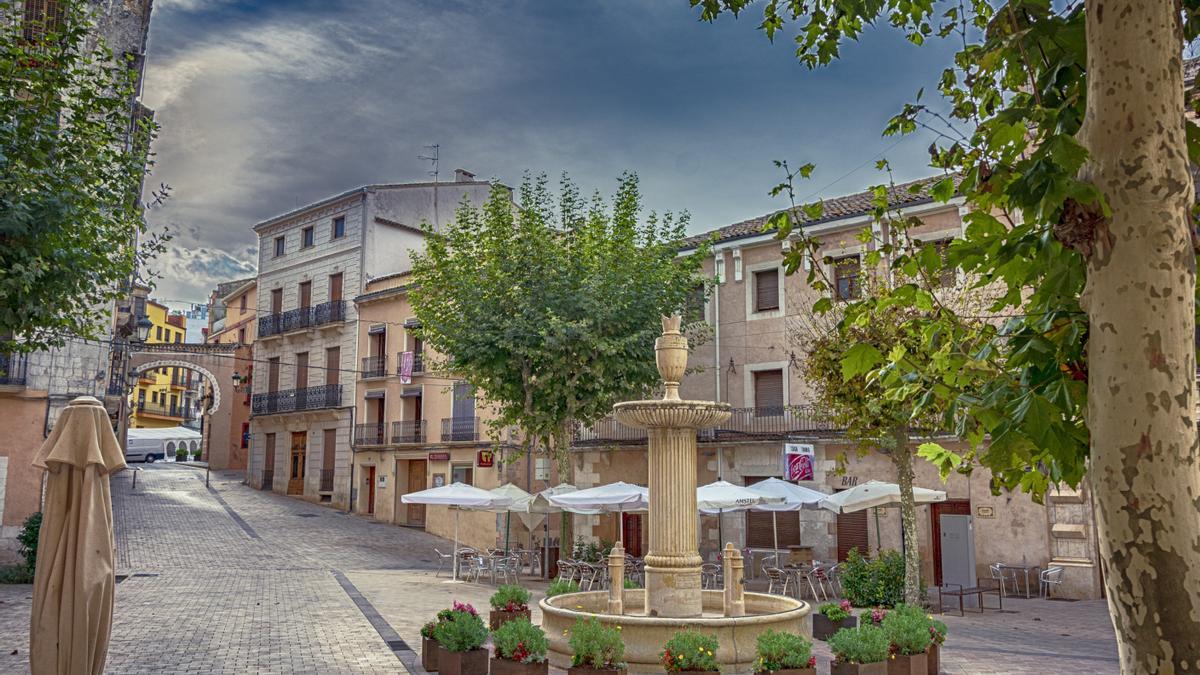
[452,600,478,616]
[839,599,852,612]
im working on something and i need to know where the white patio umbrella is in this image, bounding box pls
[402,482,512,581]
[818,480,946,550]
[547,481,648,544]
[696,480,785,550]
[529,484,596,579]
[744,478,829,559]
[480,484,535,552]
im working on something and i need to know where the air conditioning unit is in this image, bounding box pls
[535,457,551,481]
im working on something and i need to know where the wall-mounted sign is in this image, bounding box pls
[428,452,450,461]
[784,442,815,481]
[840,475,859,487]
[975,506,995,519]
[399,350,415,384]
[432,473,446,488]
[378,475,387,488]
[477,449,495,468]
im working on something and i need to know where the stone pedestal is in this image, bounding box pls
[722,543,745,617]
[607,541,626,615]
[644,426,703,617]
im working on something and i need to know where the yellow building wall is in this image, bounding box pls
[129,301,189,429]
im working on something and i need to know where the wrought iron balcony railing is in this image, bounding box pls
[571,405,844,446]
[319,469,335,492]
[361,355,387,378]
[251,384,342,415]
[392,420,426,444]
[441,416,479,442]
[0,352,28,386]
[257,300,346,338]
[136,401,187,419]
[353,422,386,446]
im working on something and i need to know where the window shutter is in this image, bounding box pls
[753,369,785,410]
[837,509,870,561]
[755,269,779,311]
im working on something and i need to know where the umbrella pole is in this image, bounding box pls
[718,508,724,552]
[453,508,460,582]
[873,507,881,553]
[617,506,623,544]
[544,518,550,580]
[772,511,779,565]
[505,512,511,552]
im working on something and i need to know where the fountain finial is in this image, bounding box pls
[656,313,687,400]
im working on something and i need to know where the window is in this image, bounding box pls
[753,369,785,411]
[174,331,182,343]
[451,464,474,486]
[683,285,707,324]
[754,268,780,312]
[332,216,346,239]
[238,327,246,344]
[298,281,312,309]
[834,255,861,301]
[155,326,164,341]
[274,236,285,257]
[239,294,247,311]
[301,226,314,248]
[22,0,65,42]
[927,240,956,288]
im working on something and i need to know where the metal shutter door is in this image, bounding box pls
[754,370,785,410]
[836,509,869,561]
[755,269,779,311]
[744,476,801,549]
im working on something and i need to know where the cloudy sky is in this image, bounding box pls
[140,0,957,306]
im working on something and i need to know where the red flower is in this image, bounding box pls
[807,656,816,667]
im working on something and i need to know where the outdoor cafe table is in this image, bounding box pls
[997,563,1040,597]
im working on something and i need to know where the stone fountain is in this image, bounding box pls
[541,316,809,673]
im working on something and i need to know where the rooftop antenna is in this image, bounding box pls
[419,144,440,228]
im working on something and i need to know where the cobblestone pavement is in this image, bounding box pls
[0,463,1120,674]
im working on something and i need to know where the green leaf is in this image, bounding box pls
[841,343,884,381]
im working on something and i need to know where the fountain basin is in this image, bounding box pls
[540,590,809,674]
[613,400,731,429]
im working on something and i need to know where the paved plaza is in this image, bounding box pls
[0,463,1119,674]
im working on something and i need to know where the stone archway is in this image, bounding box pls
[131,358,222,415]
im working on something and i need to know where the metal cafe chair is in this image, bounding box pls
[1040,566,1065,598]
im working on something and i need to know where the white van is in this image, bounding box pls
[125,437,165,463]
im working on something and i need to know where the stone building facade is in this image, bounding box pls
[571,177,1104,599]
[248,173,496,511]
[204,278,256,470]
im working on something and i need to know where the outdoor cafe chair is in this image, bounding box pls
[990,562,1016,596]
[556,560,578,583]
[794,566,825,601]
[811,563,834,600]
[700,563,722,589]
[433,547,454,578]
[1040,566,1065,598]
[762,564,791,596]
[822,562,843,596]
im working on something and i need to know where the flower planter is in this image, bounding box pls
[887,653,928,675]
[422,637,439,672]
[755,669,816,675]
[491,658,549,675]
[831,662,887,675]
[926,645,939,675]
[437,647,488,675]
[812,614,858,641]
[567,666,628,675]
[489,608,532,631]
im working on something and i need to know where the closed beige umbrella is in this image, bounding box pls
[30,396,126,675]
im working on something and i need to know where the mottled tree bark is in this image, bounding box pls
[1079,1,1200,671]
[891,428,922,606]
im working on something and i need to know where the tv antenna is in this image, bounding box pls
[419,144,441,227]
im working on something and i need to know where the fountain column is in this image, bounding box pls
[614,316,730,619]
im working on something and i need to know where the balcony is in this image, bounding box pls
[392,420,426,444]
[251,384,342,415]
[441,416,479,442]
[261,470,274,491]
[319,469,335,492]
[135,401,187,420]
[0,353,28,386]
[353,422,386,446]
[571,405,844,446]
[257,300,346,338]
[397,352,425,376]
[361,355,388,379]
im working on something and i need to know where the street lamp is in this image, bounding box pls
[136,316,152,343]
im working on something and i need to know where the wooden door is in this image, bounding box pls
[267,358,280,392]
[295,352,308,389]
[271,288,283,314]
[287,431,306,495]
[407,460,427,527]
[325,347,340,385]
[299,281,312,309]
[329,273,343,302]
[931,500,971,585]
[621,513,644,557]
[263,433,276,488]
[365,465,377,514]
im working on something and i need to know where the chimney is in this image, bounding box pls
[454,168,475,183]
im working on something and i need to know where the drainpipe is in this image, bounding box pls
[713,256,721,402]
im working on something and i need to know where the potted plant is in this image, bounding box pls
[421,614,448,672]
[547,578,581,597]
[491,616,550,675]
[567,617,627,675]
[754,629,815,675]
[828,625,890,675]
[880,605,931,675]
[175,447,187,462]
[926,618,946,675]
[813,600,858,640]
[490,584,533,630]
[661,629,719,675]
[434,603,489,675]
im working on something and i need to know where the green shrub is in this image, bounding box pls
[573,537,615,563]
[930,618,948,646]
[661,630,718,672]
[420,621,438,639]
[433,610,488,652]
[0,565,35,584]
[840,548,914,608]
[828,625,890,665]
[623,578,641,589]
[492,617,549,663]
[18,512,41,571]
[490,584,532,611]
[547,578,580,597]
[818,599,852,622]
[175,449,187,461]
[568,617,625,669]
[754,629,814,672]
[881,604,933,655]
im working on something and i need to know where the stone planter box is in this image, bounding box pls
[489,608,532,631]
[437,647,488,675]
[567,666,628,675]
[831,662,887,675]
[887,652,928,675]
[812,614,858,641]
[491,657,549,675]
[422,637,439,672]
[926,644,939,675]
[755,669,816,675]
